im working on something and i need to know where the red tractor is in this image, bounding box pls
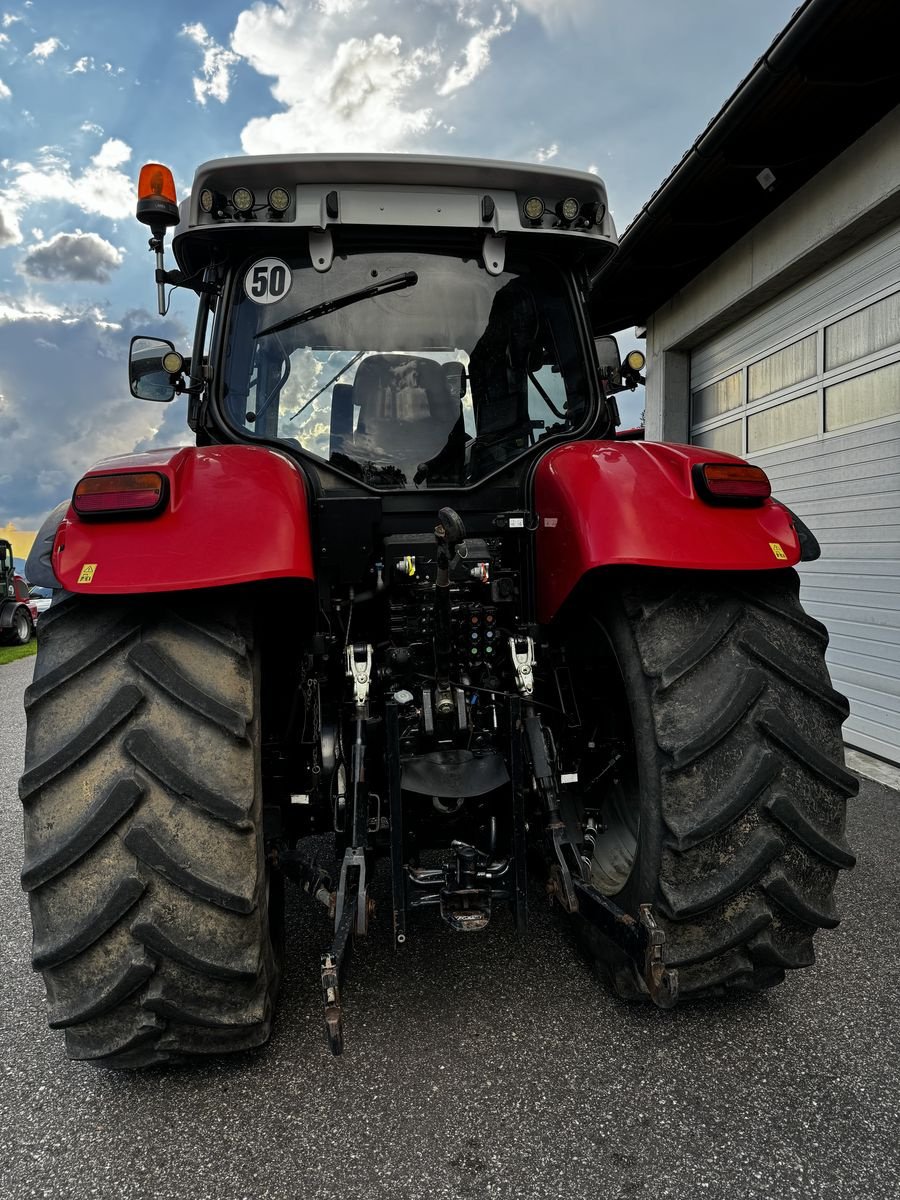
[20,156,857,1068]
[1,539,36,645]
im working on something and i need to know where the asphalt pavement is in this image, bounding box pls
[1,652,898,1200]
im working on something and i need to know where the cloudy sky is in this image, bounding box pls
[0,0,799,529]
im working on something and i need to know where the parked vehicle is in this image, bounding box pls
[1,541,35,644]
[19,155,857,1068]
[27,586,52,623]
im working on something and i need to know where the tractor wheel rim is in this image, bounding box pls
[16,612,29,640]
[589,772,639,896]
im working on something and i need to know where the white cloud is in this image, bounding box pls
[1,13,21,27]
[80,121,103,135]
[0,204,19,246]
[0,77,9,99]
[533,144,559,163]
[0,31,8,44]
[29,36,64,60]
[68,55,93,74]
[19,230,125,282]
[231,0,518,155]
[437,11,512,96]
[0,139,134,241]
[91,137,130,169]
[181,21,240,105]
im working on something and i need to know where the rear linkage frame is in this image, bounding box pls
[274,511,678,1055]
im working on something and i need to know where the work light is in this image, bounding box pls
[232,187,255,212]
[523,196,545,222]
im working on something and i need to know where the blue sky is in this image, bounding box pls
[0,0,799,528]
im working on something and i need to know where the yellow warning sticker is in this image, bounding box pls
[78,563,98,584]
[769,542,787,561]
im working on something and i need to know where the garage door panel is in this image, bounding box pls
[829,642,900,670]
[691,221,900,762]
[831,667,900,706]
[843,722,898,762]
[806,571,900,594]
[821,619,900,649]
[796,510,900,532]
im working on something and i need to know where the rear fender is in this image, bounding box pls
[533,440,801,623]
[52,445,314,595]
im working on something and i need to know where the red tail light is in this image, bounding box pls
[693,462,771,505]
[73,472,167,517]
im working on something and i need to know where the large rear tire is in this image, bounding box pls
[566,569,858,999]
[19,592,280,1067]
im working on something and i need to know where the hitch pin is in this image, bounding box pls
[509,635,535,696]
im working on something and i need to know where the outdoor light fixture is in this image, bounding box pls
[580,200,606,227]
[625,350,646,373]
[161,350,185,375]
[136,163,179,229]
[73,472,168,517]
[268,187,291,213]
[557,196,580,222]
[523,196,545,222]
[198,188,215,214]
[693,462,771,505]
[232,186,255,212]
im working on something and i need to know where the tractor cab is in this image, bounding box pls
[129,155,641,496]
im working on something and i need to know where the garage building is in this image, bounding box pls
[592,0,900,765]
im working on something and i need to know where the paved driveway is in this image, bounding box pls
[1,654,898,1200]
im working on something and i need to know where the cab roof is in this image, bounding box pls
[172,152,617,278]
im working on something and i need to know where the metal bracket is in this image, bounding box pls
[482,232,506,276]
[509,635,535,696]
[334,847,370,937]
[309,227,334,272]
[321,894,355,1055]
[572,878,679,1010]
[345,643,373,709]
[639,904,679,1009]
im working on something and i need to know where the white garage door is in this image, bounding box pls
[689,219,900,765]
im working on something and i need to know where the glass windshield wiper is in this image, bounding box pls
[253,271,419,340]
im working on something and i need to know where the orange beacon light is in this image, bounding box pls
[135,163,180,316]
[136,163,179,229]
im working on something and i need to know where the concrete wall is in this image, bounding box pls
[644,103,900,441]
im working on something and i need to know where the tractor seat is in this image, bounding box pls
[352,354,463,475]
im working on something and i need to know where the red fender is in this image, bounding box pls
[533,440,801,623]
[54,445,314,595]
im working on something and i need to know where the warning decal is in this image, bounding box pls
[78,563,97,584]
[769,543,788,561]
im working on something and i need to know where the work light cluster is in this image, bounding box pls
[198,185,292,220]
[522,195,605,229]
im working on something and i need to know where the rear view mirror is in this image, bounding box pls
[129,335,178,402]
[594,335,622,390]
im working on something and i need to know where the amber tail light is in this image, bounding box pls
[693,462,771,506]
[73,472,167,517]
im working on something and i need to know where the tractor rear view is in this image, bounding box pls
[20,154,857,1067]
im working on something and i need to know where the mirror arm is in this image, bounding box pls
[155,267,219,297]
[173,376,205,397]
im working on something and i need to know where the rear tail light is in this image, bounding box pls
[693,462,771,505]
[73,472,167,517]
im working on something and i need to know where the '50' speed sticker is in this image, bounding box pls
[244,258,292,305]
